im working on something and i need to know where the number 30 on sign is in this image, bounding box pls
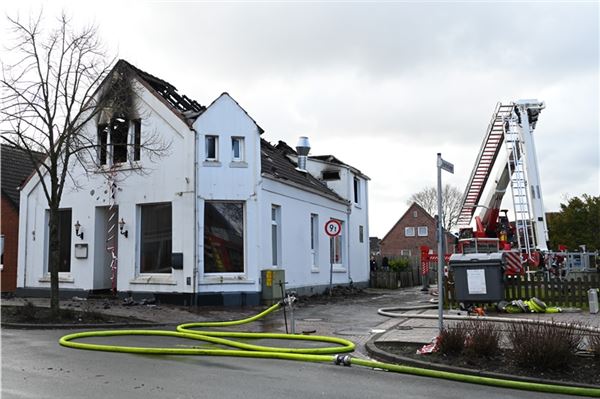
[324,219,342,237]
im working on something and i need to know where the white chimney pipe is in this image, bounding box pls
[296,136,311,172]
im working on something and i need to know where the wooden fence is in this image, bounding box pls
[445,272,600,308]
[370,262,423,289]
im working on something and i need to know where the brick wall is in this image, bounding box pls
[380,203,455,258]
[1,195,19,292]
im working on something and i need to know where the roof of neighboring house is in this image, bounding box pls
[380,202,455,243]
[1,144,44,209]
[261,139,347,204]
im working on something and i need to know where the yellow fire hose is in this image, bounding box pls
[60,302,600,397]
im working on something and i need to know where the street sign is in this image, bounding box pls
[439,158,454,174]
[324,219,342,237]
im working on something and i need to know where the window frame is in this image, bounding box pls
[417,226,429,237]
[139,202,173,275]
[353,177,360,205]
[310,214,319,270]
[205,135,219,161]
[231,137,245,162]
[329,219,344,268]
[203,201,246,275]
[404,227,416,237]
[271,205,281,267]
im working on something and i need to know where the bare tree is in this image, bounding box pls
[1,12,165,316]
[408,184,462,232]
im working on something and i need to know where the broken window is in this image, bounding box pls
[97,118,141,166]
[111,117,128,164]
[98,124,109,165]
[133,119,141,161]
[204,201,244,273]
[140,203,172,274]
[322,170,340,181]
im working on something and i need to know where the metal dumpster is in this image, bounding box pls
[449,253,505,302]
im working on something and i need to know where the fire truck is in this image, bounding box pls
[456,99,548,275]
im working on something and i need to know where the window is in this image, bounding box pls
[418,226,428,237]
[206,135,218,161]
[310,214,319,268]
[232,137,244,162]
[98,125,108,165]
[271,205,281,266]
[401,249,412,256]
[359,225,364,243]
[47,209,72,273]
[329,220,343,265]
[97,118,140,166]
[133,119,141,161]
[353,178,360,204]
[413,210,418,218]
[322,170,340,181]
[110,117,128,164]
[204,201,245,273]
[140,203,172,274]
[404,227,415,237]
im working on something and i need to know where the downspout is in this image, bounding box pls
[346,170,352,283]
[192,127,198,307]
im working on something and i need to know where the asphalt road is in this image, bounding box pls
[2,328,579,399]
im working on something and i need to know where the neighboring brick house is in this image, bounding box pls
[379,202,456,258]
[1,145,43,293]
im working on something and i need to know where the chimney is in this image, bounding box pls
[295,136,311,172]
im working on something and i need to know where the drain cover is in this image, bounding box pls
[302,318,323,322]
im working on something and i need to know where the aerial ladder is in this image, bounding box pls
[457,99,548,274]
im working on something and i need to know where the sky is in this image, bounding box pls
[2,1,598,238]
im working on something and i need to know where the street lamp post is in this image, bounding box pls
[437,153,454,333]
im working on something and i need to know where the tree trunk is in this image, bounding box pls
[48,206,61,317]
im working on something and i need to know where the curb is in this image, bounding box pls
[364,333,600,390]
[1,321,173,330]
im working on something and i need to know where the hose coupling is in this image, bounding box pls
[283,294,297,307]
[333,354,352,367]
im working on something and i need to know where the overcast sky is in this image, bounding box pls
[2,1,598,238]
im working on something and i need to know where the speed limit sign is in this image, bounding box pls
[324,219,342,237]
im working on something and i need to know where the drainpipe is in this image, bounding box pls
[192,127,198,307]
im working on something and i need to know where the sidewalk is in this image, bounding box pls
[3,285,599,357]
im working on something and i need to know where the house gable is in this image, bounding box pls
[380,202,455,257]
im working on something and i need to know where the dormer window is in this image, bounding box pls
[322,170,340,181]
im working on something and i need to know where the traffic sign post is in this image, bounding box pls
[325,220,342,296]
[437,153,454,334]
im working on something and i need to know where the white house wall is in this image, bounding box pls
[260,177,368,294]
[193,94,262,294]
[18,81,197,294]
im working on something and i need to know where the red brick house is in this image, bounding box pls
[1,145,42,293]
[380,202,456,258]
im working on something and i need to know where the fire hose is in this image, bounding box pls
[60,302,600,397]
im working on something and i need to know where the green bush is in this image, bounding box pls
[507,321,582,370]
[464,321,501,358]
[388,257,410,272]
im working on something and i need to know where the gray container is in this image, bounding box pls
[449,253,506,302]
[589,289,599,314]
